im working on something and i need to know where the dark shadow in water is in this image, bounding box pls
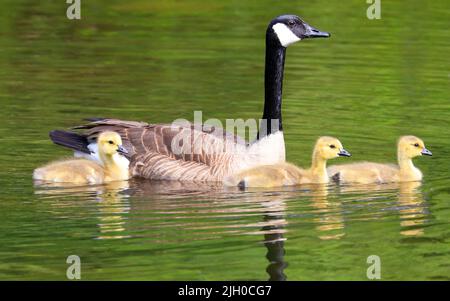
[262,213,287,281]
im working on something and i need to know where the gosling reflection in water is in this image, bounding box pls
[126,179,290,280]
[34,180,131,240]
[337,181,428,237]
[308,184,345,240]
[247,185,344,280]
[397,182,427,237]
[259,184,344,280]
[94,181,131,240]
[34,176,429,281]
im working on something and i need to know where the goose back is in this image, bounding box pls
[53,119,253,182]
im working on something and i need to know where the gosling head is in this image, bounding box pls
[314,136,351,160]
[97,131,128,157]
[398,136,432,159]
[268,15,330,48]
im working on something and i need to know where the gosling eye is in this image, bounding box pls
[108,140,114,145]
[414,143,420,147]
[329,145,336,149]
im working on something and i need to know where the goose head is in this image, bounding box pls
[97,132,128,157]
[268,14,330,47]
[314,136,351,160]
[398,136,432,159]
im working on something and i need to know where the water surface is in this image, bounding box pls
[0,0,449,280]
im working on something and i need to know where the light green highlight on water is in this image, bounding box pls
[0,0,449,280]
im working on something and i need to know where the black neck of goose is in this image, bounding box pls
[259,36,286,139]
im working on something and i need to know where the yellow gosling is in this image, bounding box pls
[327,135,432,184]
[33,132,129,184]
[225,136,351,188]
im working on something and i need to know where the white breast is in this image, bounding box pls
[244,131,286,168]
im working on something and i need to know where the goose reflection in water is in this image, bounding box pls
[306,184,345,240]
[260,201,288,281]
[33,178,429,280]
[115,179,291,281]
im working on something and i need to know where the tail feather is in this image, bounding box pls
[49,130,91,154]
[84,117,108,122]
[72,118,150,130]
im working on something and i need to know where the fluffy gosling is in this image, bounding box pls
[327,135,432,184]
[225,136,351,188]
[33,131,129,184]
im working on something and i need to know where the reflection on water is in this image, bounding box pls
[35,180,132,240]
[32,178,432,280]
[308,185,345,241]
[398,182,428,237]
[337,182,428,237]
[262,208,287,281]
[94,181,131,240]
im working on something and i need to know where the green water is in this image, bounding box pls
[0,0,449,280]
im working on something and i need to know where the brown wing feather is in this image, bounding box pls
[68,119,247,181]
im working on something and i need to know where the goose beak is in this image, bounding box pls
[421,148,432,156]
[338,149,351,157]
[117,145,128,155]
[303,22,330,38]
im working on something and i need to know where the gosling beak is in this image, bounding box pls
[421,148,432,156]
[303,22,331,39]
[117,145,128,155]
[338,149,351,157]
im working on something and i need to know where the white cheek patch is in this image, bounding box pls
[272,23,301,47]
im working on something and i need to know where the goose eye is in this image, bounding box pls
[330,145,336,149]
[108,140,114,145]
[414,143,419,147]
[288,20,295,26]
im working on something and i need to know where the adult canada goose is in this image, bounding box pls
[327,136,432,184]
[33,132,129,184]
[49,15,330,182]
[225,137,351,188]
